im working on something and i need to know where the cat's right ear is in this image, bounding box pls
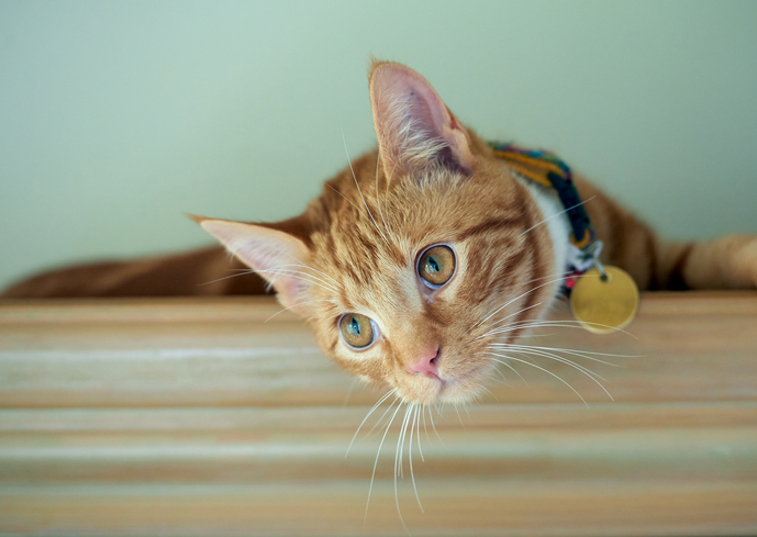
[189,215,314,316]
[369,61,475,182]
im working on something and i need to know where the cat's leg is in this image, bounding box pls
[657,235,757,290]
[573,176,757,291]
[1,246,270,298]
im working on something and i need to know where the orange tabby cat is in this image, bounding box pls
[4,62,756,405]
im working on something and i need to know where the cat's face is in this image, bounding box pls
[303,159,557,405]
[197,62,559,405]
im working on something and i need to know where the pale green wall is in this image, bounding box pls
[1,1,756,290]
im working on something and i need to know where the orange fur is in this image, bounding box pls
[3,62,756,405]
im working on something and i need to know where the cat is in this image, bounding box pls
[3,61,757,407]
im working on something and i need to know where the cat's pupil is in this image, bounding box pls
[350,317,360,336]
[427,257,440,273]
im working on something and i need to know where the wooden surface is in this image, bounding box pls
[0,292,756,536]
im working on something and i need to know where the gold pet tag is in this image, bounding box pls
[570,265,639,334]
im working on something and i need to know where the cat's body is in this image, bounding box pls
[7,148,752,299]
[4,62,756,405]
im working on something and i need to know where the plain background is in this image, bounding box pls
[1,0,756,291]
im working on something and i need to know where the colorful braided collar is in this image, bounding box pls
[489,142,602,294]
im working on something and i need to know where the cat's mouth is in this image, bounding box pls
[415,370,442,383]
[401,363,488,405]
[437,370,481,400]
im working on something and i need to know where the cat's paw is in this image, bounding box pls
[732,236,757,288]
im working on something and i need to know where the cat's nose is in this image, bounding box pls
[407,346,441,379]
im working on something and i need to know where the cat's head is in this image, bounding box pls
[195,62,559,405]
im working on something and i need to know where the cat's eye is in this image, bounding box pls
[417,244,456,288]
[338,313,378,350]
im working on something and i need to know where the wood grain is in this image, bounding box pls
[0,292,756,535]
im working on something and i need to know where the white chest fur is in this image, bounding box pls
[516,172,572,302]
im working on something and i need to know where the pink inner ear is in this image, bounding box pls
[384,69,450,139]
[197,219,313,313]
[370,62,473,179]
[234,235,310,306]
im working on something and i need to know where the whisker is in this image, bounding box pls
[474,302,542,340]
[273,246,346,283]
[486,362,512,385]
[472,270,625,340]
[393,403,413,527]
[341,126,391,247]
[470,275,570,333]
[488,319,638,340]
[261,267,342,295]
[522,270,572,285]
[345,388,397,457]
[422,405,430,442]
[198,270,260,287]
[454,404,465,427]
[268,262,343,288]
[428,405,442,441]
[490,352,526,384]
[362,396,401,442]
[489,301,543,327]
[396,404,410,479]
[498,343,630,365]
[326,183,364,213]
[408,404,424,512]
[343,377,362,407]
[478,385,496,400]
[241,267,340,296]
[521,195,597,237]
[264,299,340,322]
[374,147,395,243]
[221,240,345,295]
[502,347,613,400]
[485,353,589,407]
[509,332,557,338]
[415,405,425,462]
[365,401,403,522]
[200,267,340,297]
[466,271,569,326]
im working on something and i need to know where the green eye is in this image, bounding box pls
[418,244,456,288]
[339,313,377,350]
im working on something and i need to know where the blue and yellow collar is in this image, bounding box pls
[490,142,603,294]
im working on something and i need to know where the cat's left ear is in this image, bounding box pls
[369,61,475,181]
[190,215,315,317]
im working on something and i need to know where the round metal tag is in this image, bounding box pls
[570,265,639,334]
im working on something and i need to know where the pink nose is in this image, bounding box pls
[407,346,441,379]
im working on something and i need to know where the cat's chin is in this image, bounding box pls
[395,364,491,406]
[435,374,488,406]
